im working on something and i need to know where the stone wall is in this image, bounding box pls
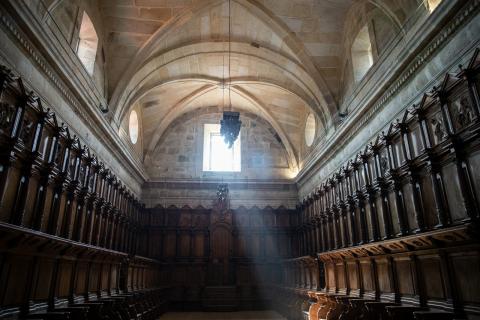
[143,180,298,209]
[147,109,292,180]
[142,109,297,209]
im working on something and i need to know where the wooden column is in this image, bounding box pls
[385,135,409,236]
[362,152,380,242]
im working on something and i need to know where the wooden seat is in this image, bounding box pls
[413,311,458,320]
[23,312,71,320]
[69,302,103,317]
[386,306,428,320]
[364,301,399,320]
[336,297,377,320]
[53,307,89,320]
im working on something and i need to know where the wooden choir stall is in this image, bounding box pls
[272,50,480,320]
[0,65,168,319]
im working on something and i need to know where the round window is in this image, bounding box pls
[129,110,139,144]
[304,113,315,147]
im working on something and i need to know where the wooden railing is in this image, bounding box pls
[297,49,480,256]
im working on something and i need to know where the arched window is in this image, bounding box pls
[426,0,442,13]
[77,12,98,75]
[129,110,139,144]
[351,25,373,83]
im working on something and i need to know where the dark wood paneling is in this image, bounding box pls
[395,257,415,296]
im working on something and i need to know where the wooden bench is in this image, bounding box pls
[364,301,399,320]
[413,311,459,320]
[23,311,71,320]
[386,306,428,320]
[69,302,103,319]
[53,307,89,320]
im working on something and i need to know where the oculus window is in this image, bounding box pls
[304,113,316,147]
[203,124,241,172]
[129,110,139,144]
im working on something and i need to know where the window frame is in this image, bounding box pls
[129,110,139,144]
[202,123,241,172]
[304,113,316,147]
[351,24,374,83]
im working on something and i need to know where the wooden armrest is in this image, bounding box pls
[54,307,88,320]
[386,306,426,312]
[365,301,399,307]
[413,311,457,320]
[24,312,71,320]
[345,298,373,307]
[386,306,427,320]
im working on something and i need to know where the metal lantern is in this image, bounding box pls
[220,111,241,148]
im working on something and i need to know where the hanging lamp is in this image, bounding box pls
[220,0,241,148]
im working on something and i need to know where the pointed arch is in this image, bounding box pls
[143,82,299,172]
[113,42,331,129]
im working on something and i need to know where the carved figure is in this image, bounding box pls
[454,97,474,127]
[431,115,446,142]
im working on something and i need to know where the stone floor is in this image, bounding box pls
[157,311,287,320]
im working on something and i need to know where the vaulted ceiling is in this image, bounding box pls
[45,0,420,175]
[101,0,359,171]
[102,0,352,106]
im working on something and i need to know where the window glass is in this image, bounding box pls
[203,123,241,172]
[427,0,442,12]
[351,25,373,83]
[305,113,315,147]
[77,12,98,75]
[129,110,139,144]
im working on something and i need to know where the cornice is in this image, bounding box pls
[147,204,295,211]
[296,0,480,191]
[145,179,297,191]
[0,1,148,191]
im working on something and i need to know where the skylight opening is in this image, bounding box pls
[426,0,442,13]
[203,123,241,172]
[77,12,98,75]
[351,25,373,83]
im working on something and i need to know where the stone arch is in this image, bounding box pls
[143,81,299,172]
[149,108,295,180]
[113,42,330,129]
[368,0,405,34]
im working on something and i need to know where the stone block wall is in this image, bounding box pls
[147,109,292,180]
[143,109,297,209]
[142,180,298,209]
